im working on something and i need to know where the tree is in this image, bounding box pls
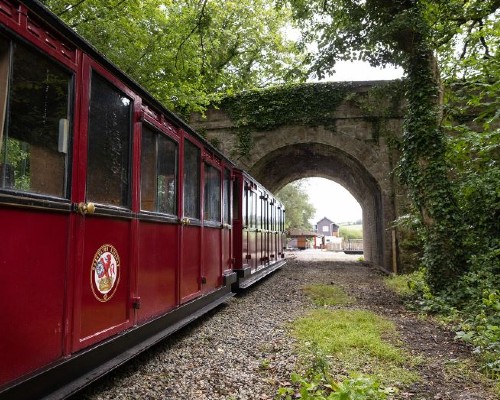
[284,0,500,292]
[41,0,307,115]
[276,181,316,231]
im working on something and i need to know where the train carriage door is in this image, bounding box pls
[72,59,137,350]
[247,182,257,272]
[270,200,276,262]
[257,189,264,268]
[180,137,202,302]
[222,167,232,273]
[0,36,74,386]
[137,119,179,322]
[202,157,222,291]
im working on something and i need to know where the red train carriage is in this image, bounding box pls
[0,2,240,398]
[232,169,286,289]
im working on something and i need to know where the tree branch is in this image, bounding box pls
[175,0,209,69]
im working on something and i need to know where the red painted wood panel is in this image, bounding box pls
[74,218,132,350]
[203,227,221,291]
[137,221,178,322]
[222,228,231,273]
[180,225,201,302]
[0,209,68,386]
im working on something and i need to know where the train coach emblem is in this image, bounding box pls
[91,244,120,302]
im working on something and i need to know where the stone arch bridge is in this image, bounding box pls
[190,81,407,272]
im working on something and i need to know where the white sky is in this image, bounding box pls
[302,177,362,225]
[300,61,404,226]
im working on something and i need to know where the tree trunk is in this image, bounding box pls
[401,44,465,291]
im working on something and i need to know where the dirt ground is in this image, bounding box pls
[289,249,498,400]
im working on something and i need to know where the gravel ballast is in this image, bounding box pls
[76,251,496,400]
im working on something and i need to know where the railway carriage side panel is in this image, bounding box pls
[136,118,179,321]
[0,18,75,386]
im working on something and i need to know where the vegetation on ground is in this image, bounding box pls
[303,284,353,307]
[276,283,419,399]
[385,272,500,382]
[293,309,419,385]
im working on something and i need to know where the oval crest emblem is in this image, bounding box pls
[91,244,120,302]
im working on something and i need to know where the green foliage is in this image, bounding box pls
[221,81,350,132]
[387,269,500,379]
[303,284,354,307]
[41,0,307,115]
[276,371,390,400]
[220,80,404,156]
[338,225,363,240]
[276,180,315,231]
[0,138,30,191]
[220,82,349,156]
[455,290,500,379]
[291,309,418,385]
[276,338,400,400]
[384,270,428,298]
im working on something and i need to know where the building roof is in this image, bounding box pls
[316,217,339,228]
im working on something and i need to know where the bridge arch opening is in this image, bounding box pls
[248,142,386,268]
[280,176,363,253]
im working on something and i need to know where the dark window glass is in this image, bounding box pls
[0,38,72,197]
[248,190,257,228]
[87,72,131,207]
[233,179,239,221]
[141,124,177,214]
[183,140,200,218]
[257,192,262,230]
[223,168,231,224]
[157,134,177,214]
[204,163,221,222]
[243,188,252,228]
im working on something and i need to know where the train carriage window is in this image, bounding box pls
[183,140,200,219]
[141,125,177,214]
[223,168,231,224]
[248,189,256,228]
[233,179,239,221]
[0,37,72,197]
[87,72,131,207]
[256,192,262,230]
[203,163,221,222]
[246,188,253,228]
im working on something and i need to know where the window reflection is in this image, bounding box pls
[87,72,131,207]
[183,140,200,219]
[141,124,177,215]
[0,37,72,197]
[204,163,221,222]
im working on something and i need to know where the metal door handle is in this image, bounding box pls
[76,202,96,215]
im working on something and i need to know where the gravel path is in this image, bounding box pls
[75,250,496,400]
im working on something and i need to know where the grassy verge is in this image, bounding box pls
[384,272,500,395]
[276,284,420,399]
[293,309,419,385]
[303,284,354,306]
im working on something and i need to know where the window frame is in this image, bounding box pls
[0,29,75,210]
[182,136,202,223]
[202,159,222,226]
[86,69,134,210]
[139,121,179,218]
